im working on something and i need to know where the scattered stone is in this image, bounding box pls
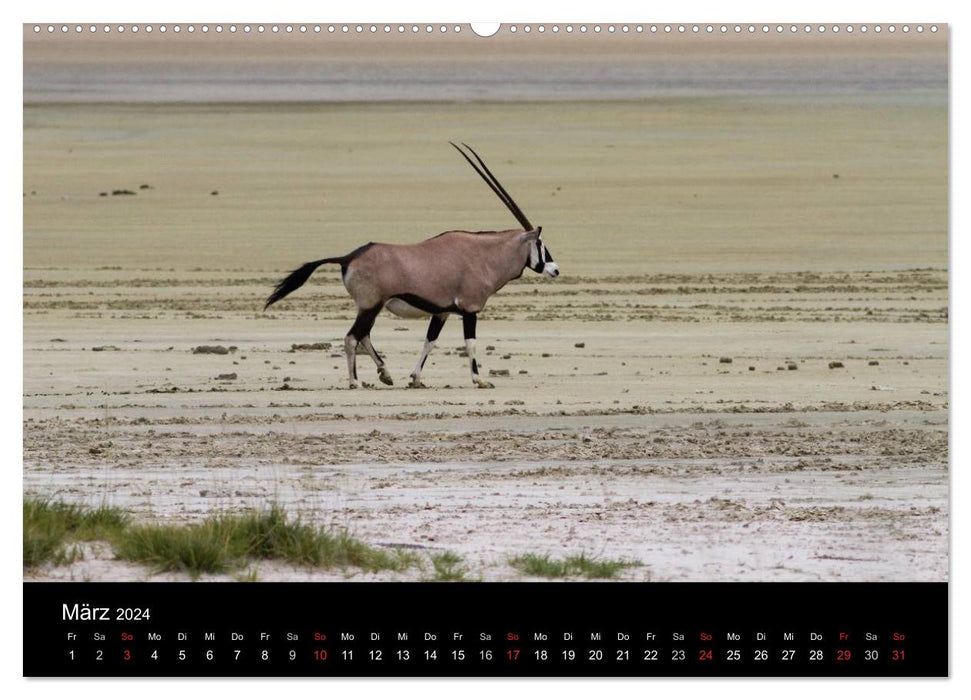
[787,363,798,371]
[575,342,585,348]
[719,357,732,364]
[828,361,844,369]
[486,345,496,351]
[290,342,331,352]
[215,373,237,380]
[519,370,528,374]
[502,354,511,360]
[542,353,551,358]
[193,345,229,354]
[504,399,524,405]
[49,338,67,343]
[111,189,136,196]
[211,190,219,196]
[489,369,510,377]
[777,366,785,371]
[99,192,107,197]
[869,360,879,366]
[91,345,120,352]
[139,184,152,190]
[748,366,755,371]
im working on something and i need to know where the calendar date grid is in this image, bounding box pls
[60,626,912,672]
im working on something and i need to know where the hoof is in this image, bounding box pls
[408,376,427,389]
[348,381,360,390]
[474,379,495,389]
[378,369,394,386]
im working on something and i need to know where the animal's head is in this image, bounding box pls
[523,227,559,279]
[451,141,560,280]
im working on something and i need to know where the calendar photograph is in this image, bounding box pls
[23,23,948,593]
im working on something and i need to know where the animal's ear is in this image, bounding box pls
[519,229,541,243]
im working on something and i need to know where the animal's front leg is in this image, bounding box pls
[409,314,447,388]
[462,312,493,389]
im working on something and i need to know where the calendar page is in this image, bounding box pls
[22,20,948,677]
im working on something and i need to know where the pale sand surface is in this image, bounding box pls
[23,41,947,581]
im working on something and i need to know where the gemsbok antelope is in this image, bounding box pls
[265,143,559,389]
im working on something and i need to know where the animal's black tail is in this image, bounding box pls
[264,257,344,310]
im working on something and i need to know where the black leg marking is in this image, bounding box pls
[349,305,382,341]
[427,314,447,342]
[363,338,385,365]
[462,313,477,340]
[471,358,479,374]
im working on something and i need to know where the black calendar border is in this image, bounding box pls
[23,581,948,677]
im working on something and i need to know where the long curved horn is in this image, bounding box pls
[450,142,534,231]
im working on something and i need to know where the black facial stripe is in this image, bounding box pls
[544,249,553,263]
[533,241,545,271]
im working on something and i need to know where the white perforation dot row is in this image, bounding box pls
[32,24,940,35]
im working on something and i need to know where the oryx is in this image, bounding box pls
[264,143,559,389]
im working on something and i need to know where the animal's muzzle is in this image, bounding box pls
[544,263,560,279]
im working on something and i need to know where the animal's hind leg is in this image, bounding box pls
[463,312,493,389]
[344,305,382,389]
[409,314,447,388]
[359,336,393,386]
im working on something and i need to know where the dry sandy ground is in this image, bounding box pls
[23,61,947,581]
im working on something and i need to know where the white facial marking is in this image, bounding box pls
[544,262,559,278]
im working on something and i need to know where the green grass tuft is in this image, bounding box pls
[508,553,640,579]
[114,522,239,577]
[24,498,129,568]
[26,498,420,578]
[114,505,416,577]
[426,552,470,581]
